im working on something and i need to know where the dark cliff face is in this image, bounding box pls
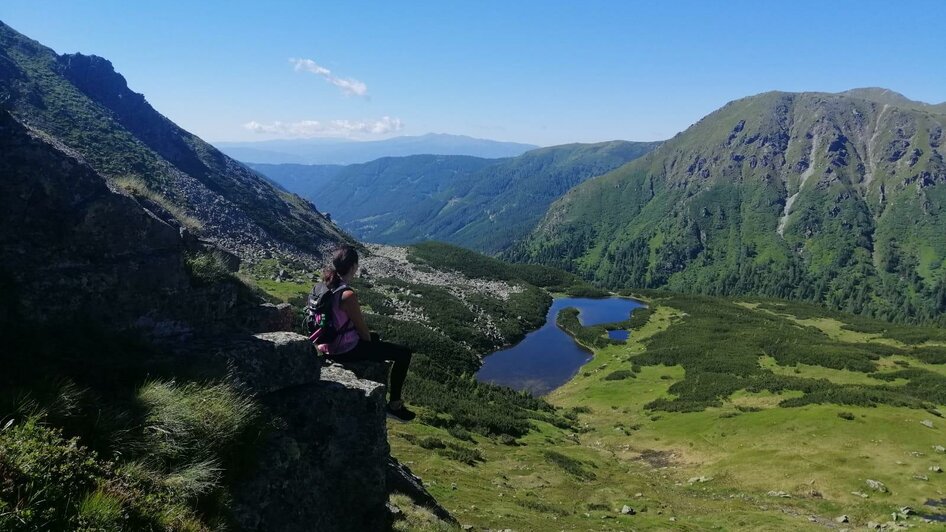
[0,109,190,332]
[57,52,211,181]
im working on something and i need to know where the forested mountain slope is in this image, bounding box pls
[253,140,659,253]
[512,89,946,324]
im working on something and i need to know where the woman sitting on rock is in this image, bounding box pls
[312,244,415,421]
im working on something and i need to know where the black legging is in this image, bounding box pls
[331,333,412,401]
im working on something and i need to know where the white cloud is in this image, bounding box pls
[289,58,368,97]
[243,116,404,138]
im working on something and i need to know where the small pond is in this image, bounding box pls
[607,329,630,341]
[476,297,644,396]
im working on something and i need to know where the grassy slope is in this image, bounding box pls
[389,292,946,530]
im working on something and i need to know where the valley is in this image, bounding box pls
[250,141,659,253]
[386,290,946,530]
[244,244,946,530]
[3,10,946,531]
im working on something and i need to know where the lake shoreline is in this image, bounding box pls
[475,296,644,396]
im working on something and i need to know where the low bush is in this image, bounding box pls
[447,425,474,442]
[542,450,596,481]
[603,370,634,381]
[629,291,946,412]
[185,251,233,286]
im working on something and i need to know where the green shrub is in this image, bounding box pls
[837,411,856,420]
[417,437,446,450]
[0,418,102,531]
[498,434,517,446]
[438,444,484,466]
[603,370,634,381]
[515,497,572,516]
[76,489,124,531]
[184,252,233,286]
[627,306,653,329]
[447,425,474,442]
[136,380,261,468]
[631,291,946,412]
[542,450,596,481]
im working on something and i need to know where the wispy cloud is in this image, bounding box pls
[243,116,403,138]
[290,58,368,97]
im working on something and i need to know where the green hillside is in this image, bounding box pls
[253,141,659,253]
[512,90,946,324]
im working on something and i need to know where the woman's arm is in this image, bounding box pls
[340,290,371,342]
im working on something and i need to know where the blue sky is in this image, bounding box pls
[3,1,945,146]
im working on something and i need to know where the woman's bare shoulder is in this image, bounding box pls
[340,287,358,302]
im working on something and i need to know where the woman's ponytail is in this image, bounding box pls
[322,245,359,289]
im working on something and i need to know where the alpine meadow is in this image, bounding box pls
[2,3,946,532]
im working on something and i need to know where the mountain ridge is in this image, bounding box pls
[215,132,540,164]
[0,20,349,261]
[513,88,946,324]
[252,140,660,253]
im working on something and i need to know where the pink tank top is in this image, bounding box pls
[316,285,360,355]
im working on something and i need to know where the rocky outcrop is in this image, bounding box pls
[387,457,459,525]
[0,21,451,531]
[230,350,391,532]
[0,109,288,339]
[0,109,190,333]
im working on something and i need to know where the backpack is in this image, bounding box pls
[303,283,353,345]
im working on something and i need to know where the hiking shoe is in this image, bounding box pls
[386,401,416,422]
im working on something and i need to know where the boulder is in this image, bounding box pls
[244,302,296,333]
[232,364,389,532]
[834,515,849,523]
[620,505,636,515]
[183,332,322,395]
[865,479,888,493]
[334,359,393,385]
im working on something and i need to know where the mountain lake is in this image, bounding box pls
[476,297,644,395]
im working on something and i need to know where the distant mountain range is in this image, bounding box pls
[250,141,660,253]
[511,88,946,324]
[214,134,540,165]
